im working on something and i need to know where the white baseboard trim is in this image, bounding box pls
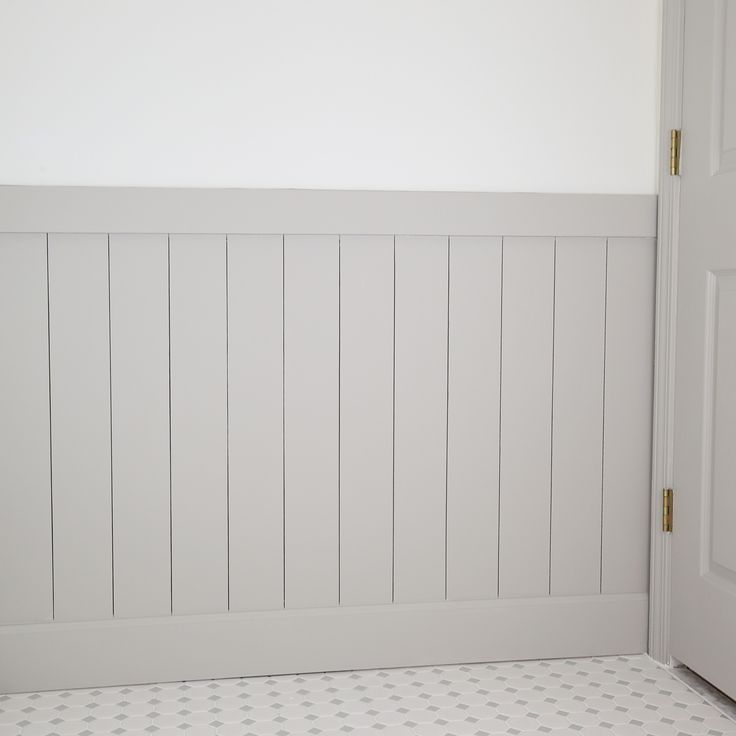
[0,593,647,693]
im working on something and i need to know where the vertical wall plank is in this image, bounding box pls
[228,235,284,611]
[550,238,606,595]
[169,234,228,614]
[48,234,112,621]
[499,237,555,599]
[602,237,655,594]
[446,237,502,601]
[394,236,448,604]
[0,234,52,624]
[109,234,171,618]
[340,235,394,606]
[284,235,339,609]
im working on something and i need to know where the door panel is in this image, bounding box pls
[708,272,736,585]
[713,0,736,173]
[671,0,736,700]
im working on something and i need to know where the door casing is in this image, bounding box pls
[649,0,683,666]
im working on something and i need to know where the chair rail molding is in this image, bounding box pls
[0,188,655,236]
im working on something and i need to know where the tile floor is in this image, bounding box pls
[1,655,735,736]
[671,667,736,723]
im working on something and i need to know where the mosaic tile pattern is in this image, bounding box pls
[2,654,735,736]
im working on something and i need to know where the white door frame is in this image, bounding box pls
[649,0,685,665]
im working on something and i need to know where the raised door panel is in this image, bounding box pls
[713,0,736,174]
[704,270,736,585]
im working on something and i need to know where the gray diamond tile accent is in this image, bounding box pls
[3,654,735,735]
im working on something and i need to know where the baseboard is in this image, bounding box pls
[0,593,647,693]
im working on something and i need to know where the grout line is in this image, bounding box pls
[225,235,231,612]
[391,236,396,604]
[444,237,450,601]
[599,239,609,594]
[548,238,557,596]
[282,235,286,610]
[46,233,56,621]
[168,235,173,615]
[107,234,115,617]
[496,238,504,599]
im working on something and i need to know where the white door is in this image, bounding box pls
[671,0,736,699]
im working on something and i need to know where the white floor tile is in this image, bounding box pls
[2,655,736,736]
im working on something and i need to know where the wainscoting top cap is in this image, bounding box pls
[0,187,656,237]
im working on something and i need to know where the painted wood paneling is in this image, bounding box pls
[0,189,658,238]
[602,238,656,594]
[499,237,555,599]
[550,238,607,596]
[393,236,449,604]
[446,237,502,601]
[284,235,339,609]
[169,234,228,614]
[0,186,658,677]
[48,234,112,621]
[0,234,52,624]
[339,235,394,606]
[228,235,284,612]
[109,234,171,618]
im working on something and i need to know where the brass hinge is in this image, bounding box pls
[663,488,674,533]
[670,129,681,176]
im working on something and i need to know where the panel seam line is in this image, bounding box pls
[497,238,504,599]
[225,235,231,612]
[599,238,610,594]
[46,233,56,620]
[444,236,451,601]
[548,237,557,595]
[107,234,115,616]
[168,234,173,615]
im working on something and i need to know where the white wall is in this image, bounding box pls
[0,0,660,193]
